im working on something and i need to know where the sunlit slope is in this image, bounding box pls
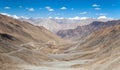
[0,14,63,69]
[0,14,62,44]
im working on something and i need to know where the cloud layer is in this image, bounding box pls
[60,7,67,10]
[46,6,54,11]
[27,8,35,11]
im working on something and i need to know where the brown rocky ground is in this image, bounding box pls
[0,14,120,70]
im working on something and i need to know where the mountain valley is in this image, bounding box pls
[0,14,120,70]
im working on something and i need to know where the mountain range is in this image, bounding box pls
[20,17,114,33]
[0,14,120,70]
[57,20,120,40]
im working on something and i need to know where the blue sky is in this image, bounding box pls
[0,0,120,18]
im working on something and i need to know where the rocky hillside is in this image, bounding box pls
[0,14,120,70]
[57,20,120,40]
[0,14,62,44]
[55,22,120,70]
[74,23,120,70]
[0,14,63,70]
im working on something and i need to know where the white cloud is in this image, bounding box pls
[94,8,101,10]
[1,13,11,16]
[69,16,88,20]
[80,17,88,20]
[27,8,35,11]
[97,16,114,20]
[4,7,11,9]
[98,16,107,19]
[12,15,20,19]
[80,12,87,14]
[45,6,54,11]
[92,4,100,7]
[92,4,101,10]
[55,17,64,19]
[60,7,67,10]
[1,13,30,19]
[20,16,29,19]
[0,13,19,19]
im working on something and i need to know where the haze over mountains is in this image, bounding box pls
[0,14,120,70]
[20,17,114,33]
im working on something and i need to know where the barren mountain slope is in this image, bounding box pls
[0,14,63,70]
[60,23,120,70]
[0,14,62,44]
[20,18,62,32]
[0,14,120,70]
[57,20,120,40]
